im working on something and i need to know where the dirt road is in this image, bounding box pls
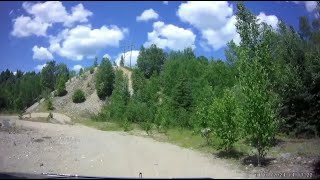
[0,116,251,179]
[22,112,72,125]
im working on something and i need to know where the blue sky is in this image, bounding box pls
[0,1,317,73]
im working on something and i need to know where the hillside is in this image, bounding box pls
[29,68,104,119]
[28,66,133,120]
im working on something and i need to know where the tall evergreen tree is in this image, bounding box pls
[96,57,115,99]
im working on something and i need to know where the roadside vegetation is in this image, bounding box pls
[1,1,319,171]
[92,2,320,167]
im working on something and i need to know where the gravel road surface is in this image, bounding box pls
[0,116,251,179]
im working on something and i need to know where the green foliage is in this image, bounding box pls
[208,88,240,151]
[120,118,132,131]
[46,97,54,111]
[235,2,281,165]
[120,55,124,67]
[55,75,67,97]
[172,77,193,112]
[137,44,166,78]
[237,55,279,165]
[94,57,98,67]
[141,121,152,135]
[90,68,94,74]
[72,89,86,103]
[95,58,115,100]
[0,69,42,112]
[125,99,152,123]
[108,70,130,120]
[154,96,172,132]
[79,68,84,76]
[41,61,56,91]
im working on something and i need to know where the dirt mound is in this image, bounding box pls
[52,68,105,118]
[27,66,133,119]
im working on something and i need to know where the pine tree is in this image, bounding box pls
[96,58,115,99]
[120,55,124,67]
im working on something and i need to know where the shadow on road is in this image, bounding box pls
[215,148,246,160]
[242,155,275,167]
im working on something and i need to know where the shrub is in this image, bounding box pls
[120,118,132,132]
[72,89,86,103]
[208,88,240,151]
[90,68,94,74]
[47,112,53,122]
[55,75,68,97]
[46,98,54,110]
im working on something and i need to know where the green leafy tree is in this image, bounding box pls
[108,70,130,120]
[197,56,209,65]
[41,61,56,91]
[79,68,84,76]
[299,16,312,41]
[208,88,240,151]
[95,57,115,99]
[55,76,67,97]
[235,1,280,166]
[172,77,193,112]
[137,44,166,78]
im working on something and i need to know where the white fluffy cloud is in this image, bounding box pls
[11,1,92,37]
[257,12,279,30]
[200,15,240,50]
[22,1,92,27]
[32,45,54,60]
[72,65,83,72]
[177,1,279,51]
[163,1,168,5]
[115,50,140,67]
[34,63,47,71]
[49,24,127,61]
[178,1,233,30]
[144,21,196,51]
[177,1,238,50]
[11,16,51,37]
[136,9,159,22]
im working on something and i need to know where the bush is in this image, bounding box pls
[141,121,152,135]
[120,118,132,132]
[126,100,153,123]
[47,112,53,122]
[208,88,240,151]
[90,68,94,74]
[72,89,86,103]
[46,98,54,110]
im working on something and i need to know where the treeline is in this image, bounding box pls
[0,61,76,112]
[0,70,41,112]
[95,2,320,166]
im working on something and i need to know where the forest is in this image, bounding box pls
[0,2,319,166]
